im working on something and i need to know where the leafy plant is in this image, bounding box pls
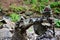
[9,13,21,22]
[50,1,60,8]
[54,19,60,28]
[31,3,45,13]
[31,4,40,12]
[40,0,49,2]
[50,1,60,14]
[31,0,37,4]
[58,1,60,7]
[10,5,26,12]
[50,2,58,8]
[24,0,31,4]
[54,8,60,14]
[40,3,45,11]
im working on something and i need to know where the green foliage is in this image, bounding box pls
[31,0,37,4]
[30,0,49,12]
[24,0,49,13]
[10,13,21,22]
[40,3,46,11]
[24,0,48,11]
[50,1,60,14]
[58,1,60,6]
[50,2,58,8]
[40,0,49,2]
[50,1,60,8]
[31,4,40,12]
[9,1,60,15]
[37,0,49,12]
[24,0,31,4]
[54,8,60,14]
[10,5,26,12]
[54,19,60,28]
[31,4,45,13]
[40,0,49,5]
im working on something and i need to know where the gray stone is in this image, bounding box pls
[0,28,12,40]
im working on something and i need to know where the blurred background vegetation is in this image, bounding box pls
[0,0,60,28]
